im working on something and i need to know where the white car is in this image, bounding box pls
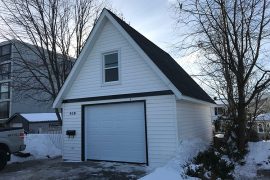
[0,127,26,170]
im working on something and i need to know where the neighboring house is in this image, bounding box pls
[211,100,228,121]
[6,113,61,134]
[248,93,270,116]
[53,9,215,167]
[254,113,270,139]
[0,40,73,125]
[0,41,52,124]
[211,100,228,133]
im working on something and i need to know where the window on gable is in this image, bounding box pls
[103,52,119,83]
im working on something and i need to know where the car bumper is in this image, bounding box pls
[20,144,26,151]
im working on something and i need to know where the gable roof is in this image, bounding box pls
[20,113,58,122]
[107,10,214,104]
[53,9,214,108]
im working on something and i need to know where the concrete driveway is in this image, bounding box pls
[0,157,147,180]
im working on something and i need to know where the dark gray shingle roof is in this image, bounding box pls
[107,9,214,104]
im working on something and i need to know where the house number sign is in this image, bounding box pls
[70,112,76,115]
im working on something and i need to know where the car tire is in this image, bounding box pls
[0,149,8,170]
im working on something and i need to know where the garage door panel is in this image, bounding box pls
[85,101,146,163]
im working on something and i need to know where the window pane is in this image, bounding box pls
[104,53,118,68]
[0,55,11,63]
[1,44,11,56]
[105,68,118,82]
[214,107,218,115]
[215,107,224,115]
[0,83,10,99]
[0,63,11,80]
[0,101,9,119]
[258,124,264,132]
[217,107,224,115]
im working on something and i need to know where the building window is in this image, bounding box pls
[215,107,224,116]
[0,82,10,100]
[103,52,119,83]
[258,124,264,133]
[0,44,11,63]
[0,101,9,119]
[1,44,11,55]
[0,63,11,81]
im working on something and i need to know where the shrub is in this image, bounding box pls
[223,125,248,162]
[248,129,260,142]
[184,147,235,179]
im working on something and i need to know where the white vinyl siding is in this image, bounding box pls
[62,95,178,167]
[65,19,169,100]
[176,100,212,142]
[60,14,212,168]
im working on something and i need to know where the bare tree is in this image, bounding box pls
[173,0,270,156]
[74,0,105,57]
[0,0,106,121]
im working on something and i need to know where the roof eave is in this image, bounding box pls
[180,95,216,106]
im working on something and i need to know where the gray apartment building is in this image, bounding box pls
[0,41,66,125]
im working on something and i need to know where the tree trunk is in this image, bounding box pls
[237,98,247,152]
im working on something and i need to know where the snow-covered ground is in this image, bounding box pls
[10,134,62,163]
[235,140,270,178]
[8,134,270,179]
[140,139,209,180]
[141,140,270,179]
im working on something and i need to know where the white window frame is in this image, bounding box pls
[102,50,121,85]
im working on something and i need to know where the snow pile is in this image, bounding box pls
[140,139,209,180]
[235,140,270,178]
[10,134,62,163]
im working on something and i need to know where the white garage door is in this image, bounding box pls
[85,101,146,163]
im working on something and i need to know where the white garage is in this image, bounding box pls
[83,101,147,164]
[53,9,214,167]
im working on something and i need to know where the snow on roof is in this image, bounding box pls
[256,113,270,121]
[20,113,59,122]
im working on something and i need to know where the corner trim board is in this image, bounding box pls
[81,106,85,161]
[63,90,173,104]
